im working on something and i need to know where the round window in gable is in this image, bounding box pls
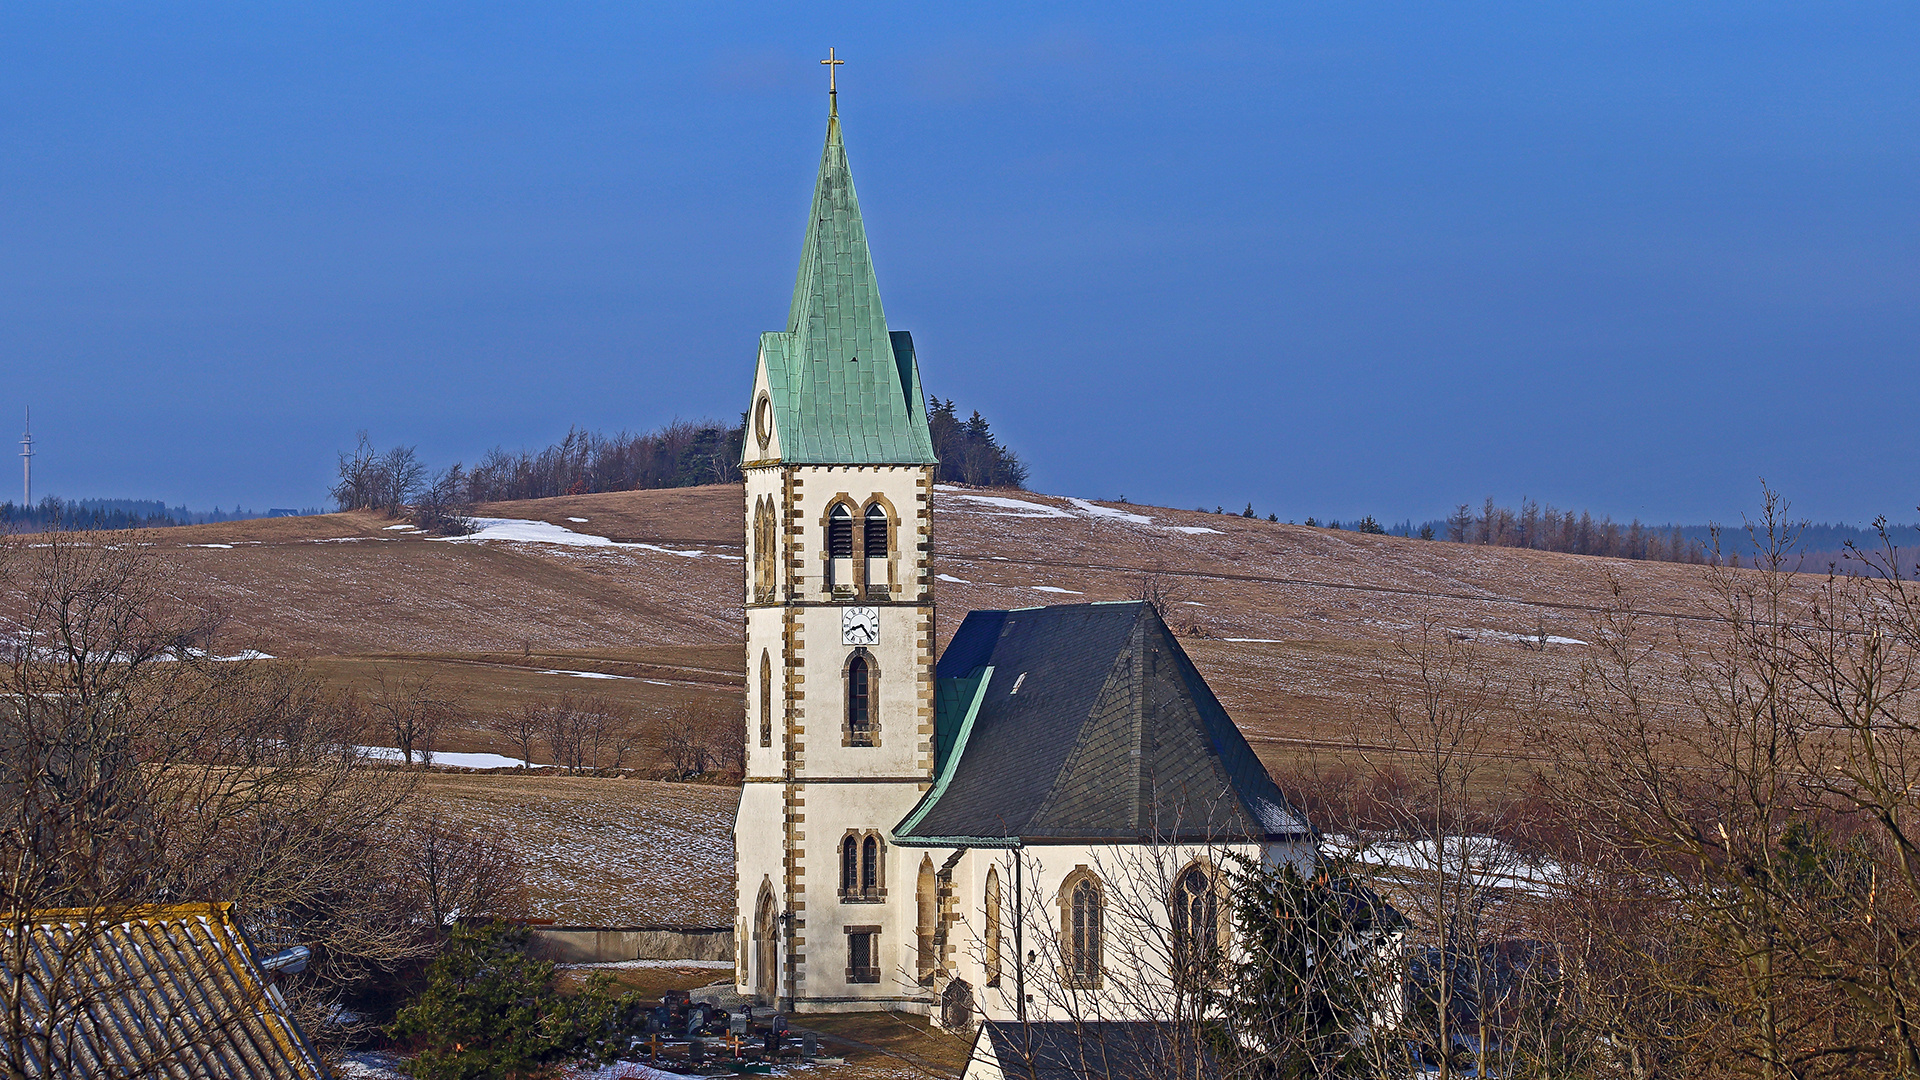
[754,393,773,451]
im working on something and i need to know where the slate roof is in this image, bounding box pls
[967,1021,1215,1080]
[752,106,936,466]
[2,902,327,1079]
[895,601,1309,846]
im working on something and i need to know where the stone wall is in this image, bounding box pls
[526,925,733,964]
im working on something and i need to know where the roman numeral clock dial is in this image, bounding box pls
[841,605,880,646]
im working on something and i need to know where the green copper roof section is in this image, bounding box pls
[752,110,936,466]
[894,667,995,846]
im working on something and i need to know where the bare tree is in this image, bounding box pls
[370,675,448,766]
[1333,621,1534,1078]
[541,693,590,774]
[1540,491,1917,1078]
[490,705,543,770]
[0,533,433,1074]
[655,699,740,781]
[409,464,475,537]
[403,811,528,929]
[374,445,425,517]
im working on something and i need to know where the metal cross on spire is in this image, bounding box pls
[821,47,844,112]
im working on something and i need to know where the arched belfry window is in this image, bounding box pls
[828,503,854,555]
[862,504,890,597]
[1172,864,1222,982]
[827,503,853,590]
[848,653,879,745]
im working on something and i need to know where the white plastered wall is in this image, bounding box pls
[734,459,939,1010]
[923,838,1317,1026]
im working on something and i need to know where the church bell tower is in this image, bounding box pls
[733,77,940,1013]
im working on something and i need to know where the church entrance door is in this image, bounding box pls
[754,885,778,1003]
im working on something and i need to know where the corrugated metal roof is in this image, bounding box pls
[2,902,327,1079]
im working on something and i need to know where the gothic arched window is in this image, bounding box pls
[841,835,859,896]
[847,654,872,746]
[1061,870,1104,987]
[916,856,938,980]
[753,497,777,601]
[1172,864,1221,982]
[984,867,1003,987]
[861,835,880,895]
[759,650,773,748]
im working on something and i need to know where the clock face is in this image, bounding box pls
[842,606,880,646]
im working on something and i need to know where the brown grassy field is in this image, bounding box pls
[5,483,1752,934]
[101,482,1731,765]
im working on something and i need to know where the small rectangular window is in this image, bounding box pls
[846,928,880,984]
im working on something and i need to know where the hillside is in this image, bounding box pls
[6,482,1751,925]
[94,482,1735,764]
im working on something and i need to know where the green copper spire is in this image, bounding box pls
[750,105,936,466]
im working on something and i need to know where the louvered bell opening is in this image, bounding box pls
[828,505,853,591]
[864,505,889,595]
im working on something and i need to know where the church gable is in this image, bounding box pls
[743,341,785,466]
[894,602,1309,846]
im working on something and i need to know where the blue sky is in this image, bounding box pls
[2,3,1915,523]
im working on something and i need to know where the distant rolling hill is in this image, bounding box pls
[46,481,1746,775]
[8,482,1763,925]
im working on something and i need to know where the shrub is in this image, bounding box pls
[389,921,636,1079]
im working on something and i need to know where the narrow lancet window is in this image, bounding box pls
[847,655,872,745]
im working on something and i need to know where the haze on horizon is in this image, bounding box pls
[1,3,1914,525]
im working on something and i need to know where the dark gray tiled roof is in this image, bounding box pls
[972,1021,1215,1080]
[895,601,1308,845]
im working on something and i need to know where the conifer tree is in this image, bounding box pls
[1210,856,1399,1079]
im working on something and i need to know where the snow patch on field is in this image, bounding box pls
[433,518,740,560]
[936,573,971,584]
[186,543,234,549]
[1066,497,1152,524]
[938,491,1073,518]
[937,488,1224,535]
[1324,832,1572,897]
[1030,585,1083,594]
[157,648,276,662]
[540,669,636,681]
[336,1051,407,1079]
[383,524,419,531]
[1224,638,1287,644]
[359,746,546,770]
[558,958,733,971]
[1469,629,1590,647]
[568,516,590,522]
[566,1063,701,1080]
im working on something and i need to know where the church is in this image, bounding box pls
[732,79,1314,1031]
